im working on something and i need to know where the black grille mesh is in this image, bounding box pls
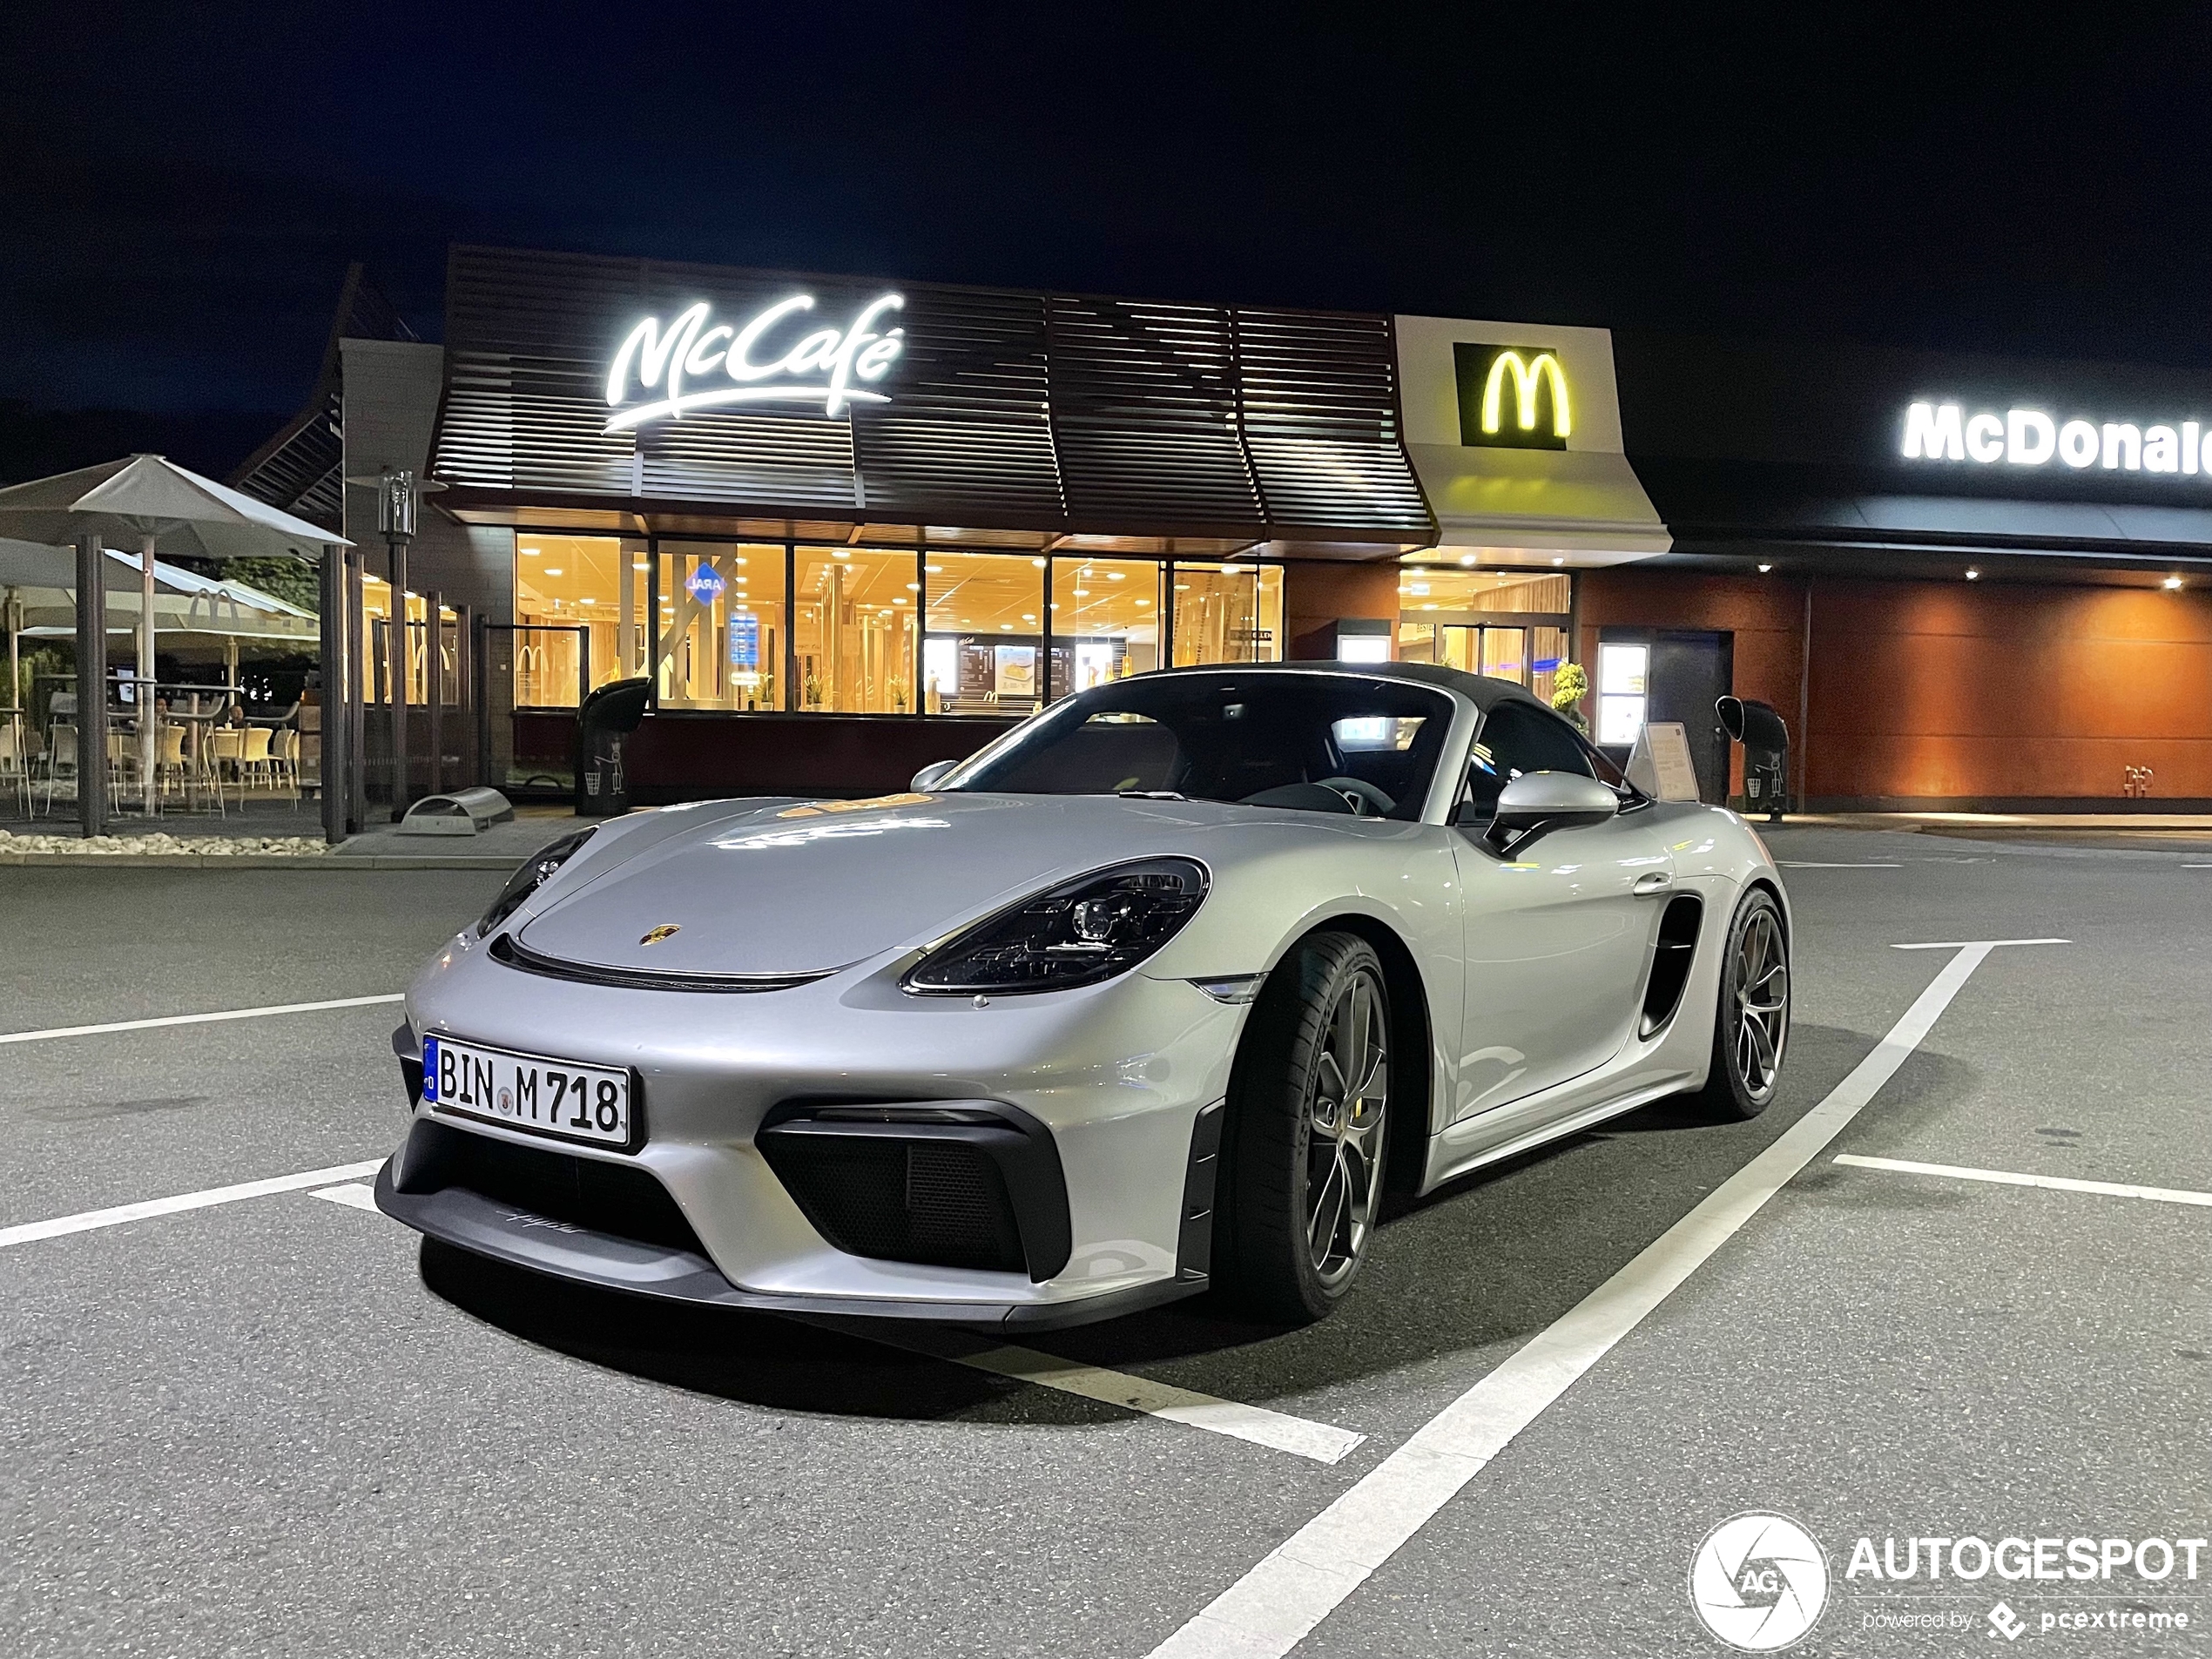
[761,1135,1026,1274]
[405,1121,705,1256]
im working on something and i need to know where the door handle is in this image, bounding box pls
[1633,871,1672,896]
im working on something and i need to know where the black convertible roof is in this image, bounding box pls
[1146,658,1555,714]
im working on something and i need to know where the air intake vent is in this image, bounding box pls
[761,1133,1025,1274]
[395,1118,706,1256]
[1640,894,1705,1038]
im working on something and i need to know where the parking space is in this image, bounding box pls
[2,826,2207,1657]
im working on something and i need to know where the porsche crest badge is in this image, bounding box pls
[638,924,682,947]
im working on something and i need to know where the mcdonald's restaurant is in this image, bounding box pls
[234,246,2212,813]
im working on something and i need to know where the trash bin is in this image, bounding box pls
[577,678,651,817]
[1716,696,1790,822]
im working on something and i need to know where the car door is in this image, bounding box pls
[1449,701,1674,1121]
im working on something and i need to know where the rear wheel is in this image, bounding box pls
[1689,888,1791,1119]
[1219,932,1391,1324]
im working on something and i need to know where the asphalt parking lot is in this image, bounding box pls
[2,825,2208,1658]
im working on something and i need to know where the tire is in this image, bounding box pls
[1689,887,1791,1120]
[1218,932,1392,1324]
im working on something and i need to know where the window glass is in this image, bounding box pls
[1463,701,1597,823]
[925,552,1046,716]
[1596,640,1649,746]
[793,547,918,712]
[656,543,786,711]
[516,535,637,698]
[1171,563,1283,666]
[1049,557,1163,700]
[946,671,1452,820]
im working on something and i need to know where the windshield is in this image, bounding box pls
[939,672,1458,820]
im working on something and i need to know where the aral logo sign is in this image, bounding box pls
[1454,342,1573,449]
[1902,400,2212,480]
[604,292,906,433]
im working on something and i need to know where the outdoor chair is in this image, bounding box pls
[0,715,28,814]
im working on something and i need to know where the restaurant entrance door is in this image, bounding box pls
[477,623,589,799]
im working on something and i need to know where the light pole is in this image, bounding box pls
[378,469,418,820]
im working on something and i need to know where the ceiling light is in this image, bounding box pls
[1757,563,1772,573]
[732,557,747,566]
[1135,598,1150,607]
[1074,588,1089,596]
[2164,575,2184,590]
[906,582,921,591]
[543,568,563,577]
[579,597,597,605]
[1022,613,1036,622]
[633,559,648,570]
[1966,568,1980,581]
[1000,623,1014,631]
[1420,603,1438,611]
[1107,572,1125,581]
[1174,583,1190,591]
[894,597,908,605]
[521,548,541,557]
[833,549,850,559]
[1031,557,1046,568]
[925,564,944,574]
[1460,554,1477,567]
[1551,556,1566,567]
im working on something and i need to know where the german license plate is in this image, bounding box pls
[421,1035,633,1149]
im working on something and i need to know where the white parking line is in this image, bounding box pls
[1144,936,2060,1659]
[1892,936,2069,950]
[1834,1153,2212,1209]
[309,1183,384,1213]
[0,994,405,1047]
[813,1320,1364,1464]
[0,1160,388,1251]
[1778,860,1901,868]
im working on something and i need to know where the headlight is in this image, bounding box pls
[902,858,1208,995]
[477,827,598,937]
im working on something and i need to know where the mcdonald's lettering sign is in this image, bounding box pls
[1453,343,1573,450]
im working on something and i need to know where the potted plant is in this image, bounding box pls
[1549,662,1589,732]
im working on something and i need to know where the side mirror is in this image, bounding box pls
[910,759,958,792]
[1484,771,1620,856]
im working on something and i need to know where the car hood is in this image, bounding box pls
[515,791,1345,979]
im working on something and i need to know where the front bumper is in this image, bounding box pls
[380,926,1244,1322]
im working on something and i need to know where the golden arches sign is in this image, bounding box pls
[1480,349,1573,440]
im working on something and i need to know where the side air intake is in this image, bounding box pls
[1640,894,1705,1038]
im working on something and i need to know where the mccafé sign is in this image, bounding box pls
[604,292,906,432]
[1902,400,2212,478]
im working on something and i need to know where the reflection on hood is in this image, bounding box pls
[710,814,952,852]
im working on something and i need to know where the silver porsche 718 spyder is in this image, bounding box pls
[377,662,1791,1327]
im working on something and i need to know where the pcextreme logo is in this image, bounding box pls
[1454,342,1573,449]
[1689,1512,1831,1651]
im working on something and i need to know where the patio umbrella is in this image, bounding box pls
[0,455,348,831]
[0,536,144,735]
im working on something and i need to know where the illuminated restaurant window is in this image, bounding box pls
[654,543,786,711]
[515,535,644,705]
[1049,556,1163,700]
[1396,567,1571,701]
[1170,563,1283,666]
[794,547,921,711]
[924,552,1046,716]
[361,575,429,705]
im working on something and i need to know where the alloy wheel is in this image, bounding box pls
[1305,967,1387,1287]
[1732,907,1789,1101]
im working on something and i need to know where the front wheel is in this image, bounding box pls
[1689,888,1791,1120]
[1218,932,1391,1324]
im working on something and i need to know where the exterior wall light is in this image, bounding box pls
[1966,569,1980,581]
[2164,576,2184,590]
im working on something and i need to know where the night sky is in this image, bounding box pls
[6,3,2210,476]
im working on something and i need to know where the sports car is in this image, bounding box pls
[377,662,1791,1327]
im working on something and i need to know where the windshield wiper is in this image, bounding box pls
[1116,789,1188,801]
